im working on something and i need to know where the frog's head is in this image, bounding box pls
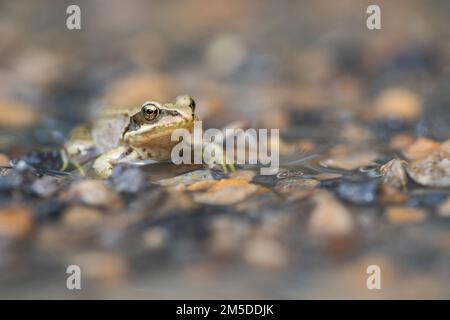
[123,95,196,147]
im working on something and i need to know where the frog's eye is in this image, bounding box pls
[142,103,160,121]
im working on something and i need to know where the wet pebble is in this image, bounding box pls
[157,170,215,188]
[30,176,61,198]
[33,199,66,223]
[242,235,290,269]
[379,158,407,190]
[308,191,354,237]
[371,87,422,122]
[229,170,256,182]
[337,177,378,205]
[108,165,148,195]
[320,150,378,171]
[379,186,408,205]
[62,206,103,229]
[402,137,441,160]
[209,216,250,256]
[20,150,64,172]
[0,153,10,166]
[406,191,448,208]
[275,178,319,194]
[0,206,33,241]
[64,179,122,210]
[385,206,428,225]
[142,227,168,250]
[0,99,39,129]
[193,179,268,205]
[406,147,450,188]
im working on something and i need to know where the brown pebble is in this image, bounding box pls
[379,185,408,205]
[242,236,290,269]
[308,191,354,237]
[320,151,378,171]
[0,153,10,166]
[62,206,103,229]
[406,147,450,188]
[385,207,428,225]
[0,99,39,129]
[64,180,122,209]
[371,88,422,122]
[402,137,441,160]
[0,206,33,240]
[389,133,414,150]
[142,227,168,249]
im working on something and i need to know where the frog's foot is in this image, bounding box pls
[93,146,139,178]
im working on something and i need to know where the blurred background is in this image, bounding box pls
[0,0,450,299]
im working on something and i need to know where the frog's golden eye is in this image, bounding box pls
[142,103,160,121]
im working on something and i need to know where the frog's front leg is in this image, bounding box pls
[93,146,140,178]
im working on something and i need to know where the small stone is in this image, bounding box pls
[33,200,66,223]
[340,123,373,143]
[379,185,408,205]
[242,236,290,269]
[142,227,168,250]
[0,153,10,167]
[30,176,61,198]
[157,170,215,187]
[0,99,39,129]
[371,87,422,122]
[108,165,147,194]
[379,158,407,190]
[389,133,414,150]
[193,179,268,205]
[275,178,319,194]
[337,177,378,204]
[276,169,304,179]
[0,206,33,240]
[438,197,450,217]
[186,180,217,191]
[320,151,378,171]
[62,206,103,229]
[64,179,122,209]
[406,148,450,188]
[210,217,250,256]
[385,207,428,225]
[229,170,256,182]
[402,137,441,160]
[308,191,354,237]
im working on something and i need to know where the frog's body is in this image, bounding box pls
[65,95,197,178]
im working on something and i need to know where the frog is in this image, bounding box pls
[64,95,197,178]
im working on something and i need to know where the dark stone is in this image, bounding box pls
[33,200,67,223]
[336,177,378,205]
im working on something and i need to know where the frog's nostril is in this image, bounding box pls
[190,98,196,111]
